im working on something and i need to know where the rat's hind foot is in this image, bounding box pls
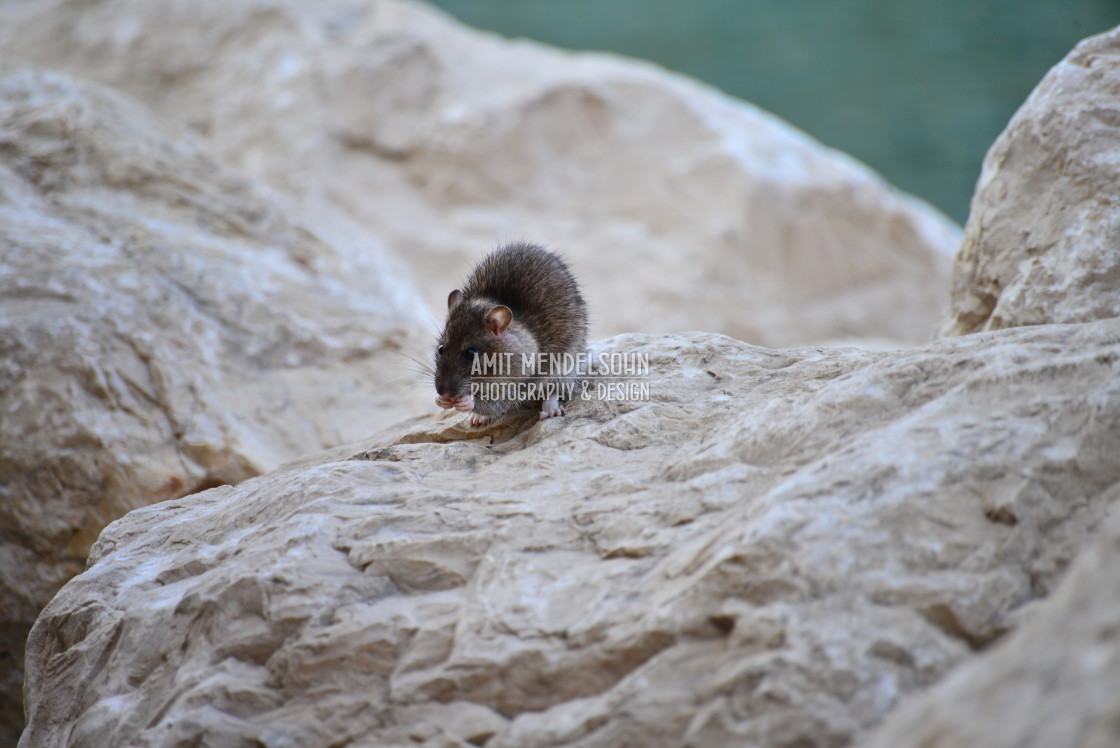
[469,413,492,427]
[539,398,565,420]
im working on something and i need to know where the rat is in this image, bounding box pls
[434,242,589,426]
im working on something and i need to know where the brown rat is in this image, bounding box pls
[434,242,588,426]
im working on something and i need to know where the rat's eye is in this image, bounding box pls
[464,347,478,361]
[436,344,445,356]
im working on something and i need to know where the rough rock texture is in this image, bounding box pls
[21,320,1120,747]
[860,506,1120,748]
[0,64,428,744]
[0,3,972,740]
[0,0,961,347]
[939,26,1120,337]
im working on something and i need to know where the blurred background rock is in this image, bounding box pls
[428,0,1120,224]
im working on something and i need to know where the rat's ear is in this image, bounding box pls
[448,289,463,310]
[486,305,513,336]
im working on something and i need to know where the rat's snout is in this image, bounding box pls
[434,375,464,398]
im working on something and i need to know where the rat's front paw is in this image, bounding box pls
[437,394,475,412]
[539,398,565,420]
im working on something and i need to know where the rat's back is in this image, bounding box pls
[462,242,588,355]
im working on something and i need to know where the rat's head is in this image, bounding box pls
[433,290,537,403]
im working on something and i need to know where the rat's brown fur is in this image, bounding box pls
[434,242,588,420]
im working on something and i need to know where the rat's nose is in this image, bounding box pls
[434,369,461,397]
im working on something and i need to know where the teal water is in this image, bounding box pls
[425,0,1120,224]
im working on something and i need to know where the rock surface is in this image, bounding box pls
[0,4,970,739]
[859,504,1120,748]
[939,26,1120,337]
[21,320,1120,747]
[0,63,427,744]
[9,5,1119,747]
[0,0,961,347]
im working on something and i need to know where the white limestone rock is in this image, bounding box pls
[858,505,1120,748]
[20,320,1120,747]
[940,26,1120,337]
[0,0,961,347]
[0,63,428,743]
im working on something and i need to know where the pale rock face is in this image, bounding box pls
[8,4,1119,746]
[859,30,1120,744]
[0,2,969,738]
[939,26,1120,337]
[20,321,1120,747]
[859,505,1120,748]
[0,0,961,347]
[0,64,428,744]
